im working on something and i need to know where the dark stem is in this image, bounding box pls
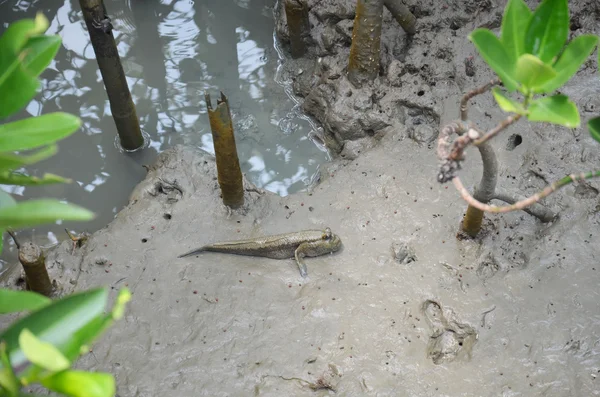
[383,0,416,35]
[284,0,312,58]
[79,0,144,150]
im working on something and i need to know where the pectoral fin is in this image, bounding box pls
[294,244,310,278]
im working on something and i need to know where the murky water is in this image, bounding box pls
[0,0,327,273]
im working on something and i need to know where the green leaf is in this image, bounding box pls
[0,171,71,186]
[0,342,19,397]
[0,14,51,120]
[0,145,57,172]
[0,199,94,229]
[0,192,13,255]
[0,288,109,376]
[0,190,17,208]
[0,14,49,56]
[589,117,600,143]
[541,34,599,93]
[0,289,51,314]
[41,370,115,397]
[515,54,557,92]
[491,87,526,114]
[469,29,519,92]
[19,329,71,372]
[112,288,132,320]
[0,112,82,151]
[501,0,532,60]
[528,95,580,127]
[524,0,569,64]
[21,35,61,77]
[0,20,36,55]
[0,59,40,120]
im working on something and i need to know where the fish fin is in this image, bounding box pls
[177,247,205,258]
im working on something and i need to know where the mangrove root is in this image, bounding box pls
[348,0,384,87]
[284,0,311,58]
[384,0,416,35]
[205,92,244,209]
[79,0,144,150]
[18,242,53,297]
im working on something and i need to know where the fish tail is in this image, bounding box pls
[177,246,206,258]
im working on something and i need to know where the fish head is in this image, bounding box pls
[327,232,342,252]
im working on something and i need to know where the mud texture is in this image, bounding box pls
[3,0,600,396]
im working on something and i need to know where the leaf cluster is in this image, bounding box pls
[469,0,599,137]
[0,13,95,253]
[0,288,130,397]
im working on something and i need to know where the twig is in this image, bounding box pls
[7,229,20,249]
[460,78,500,121]
[453,170,600,215]
[473,114,522,146]
[493,189,556,222]
[480,305,496,328]
[65,228,89,254]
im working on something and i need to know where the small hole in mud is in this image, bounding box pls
[366,129,375,136]
[450,20,461,30]
[417,90,425,96]
[570,19,581,31]
[163,213,172,220]
[141,238,148,243]
[506,134,523,151]
[458,342,463,346]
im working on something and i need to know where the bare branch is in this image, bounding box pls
[460,78,500,121]
[473,114,522,146]
[452,170,600,217]
[7,229,20,249]
[493,189,556,222]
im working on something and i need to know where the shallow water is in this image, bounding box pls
[0,0,327,272]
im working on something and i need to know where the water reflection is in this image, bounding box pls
[0,0,328,272]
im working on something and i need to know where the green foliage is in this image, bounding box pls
[500,0,531,61]
[523,0,568,63]
[0,288,131,397]
[0,290,50,314]
[0,13,94,254]
[540,34,599,93]
[491,88,526,114]
[469,29,518,92]
[527,95,579,127]
[469,0,598,128]
[0,200,93,229]
[515,54,556,92]
[0,13,124,397]
[0,113,81,152]
[589,117,600,143]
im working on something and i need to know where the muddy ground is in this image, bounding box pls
[3,0,600,396]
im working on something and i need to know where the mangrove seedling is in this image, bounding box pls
[0,14,94,253]
[0,287,130,397]
[437,0,599,237]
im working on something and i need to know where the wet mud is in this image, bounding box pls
[3,0,600,396]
